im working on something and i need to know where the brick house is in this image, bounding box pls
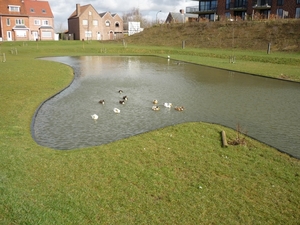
[186,0,300,21]
[0,0,54,41]
[68,4,123,41]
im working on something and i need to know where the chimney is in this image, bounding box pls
[76,4,80,16]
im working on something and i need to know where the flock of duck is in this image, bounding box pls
[91,89,184,121]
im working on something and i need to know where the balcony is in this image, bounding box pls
[186,5,217,15]
[252,0,272,9]
[230,1,248,11]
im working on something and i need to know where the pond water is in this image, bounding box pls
[32,56,300,159]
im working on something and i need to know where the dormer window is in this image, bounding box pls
[8,5,20,12]
[42,9,46,13]
[30,8,34,13]
[105,20,110,27]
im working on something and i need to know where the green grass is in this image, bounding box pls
[0,40,299,224]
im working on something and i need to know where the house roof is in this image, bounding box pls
[23,0,53,18]
[0,0,27,16]
[166,12,198,22]
[68,4,95,19]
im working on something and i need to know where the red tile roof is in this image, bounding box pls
[0,0,53,17]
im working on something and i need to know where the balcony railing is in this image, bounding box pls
[186,6,217,14]
[252,0,272,8]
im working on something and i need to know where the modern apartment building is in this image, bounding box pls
[186,0,300,21]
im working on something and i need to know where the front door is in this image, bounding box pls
[97,32,101,40]
[7,31,12,41]
[32,31,38,41]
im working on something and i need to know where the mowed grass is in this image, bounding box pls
[0,40,299,224]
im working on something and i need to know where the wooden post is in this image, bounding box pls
[221,130,228,147]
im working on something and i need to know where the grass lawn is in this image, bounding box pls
[0,40,299,224]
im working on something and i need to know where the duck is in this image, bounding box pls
[98,100,105,104]
[119,100,125,104]
[175,106,184,111]
[91,114,98,120]
[152,105,160,111]
[153,99,158,104]
[114,108,120,113]
[164,103,172,108]
[118,90,123,94]
[122,96,128,101]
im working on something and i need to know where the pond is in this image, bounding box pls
[32,56,300,159]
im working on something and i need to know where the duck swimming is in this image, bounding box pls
[123,96,128,101]
[99,100,105,104]
[164,103,172,108]
[114,108,120,113]
[152,105,160,111]
[153,99,158,104]
[175,106,184,111]
[91,114,98,120]
[118,90,123,94]
[119,100,125,104]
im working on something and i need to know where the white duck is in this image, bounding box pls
[152,105,160,111]
[114,108,120,113]
[164,103,172,108]
[91,114,98,120]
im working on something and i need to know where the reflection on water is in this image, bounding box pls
[32,56,300,159]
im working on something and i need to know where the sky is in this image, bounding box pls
[47,0,193,31]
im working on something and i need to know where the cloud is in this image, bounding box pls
[48,0,191,31]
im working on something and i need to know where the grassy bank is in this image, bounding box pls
[0,41,299,224]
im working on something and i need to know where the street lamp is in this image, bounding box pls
[156,10,162,24]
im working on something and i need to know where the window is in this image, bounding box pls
[234,0,247,7]
[16,19,24,25]
[105,20,111,27]
[277,8,283,17]
[225,0,230,9]
[297,0,300,4]
[93,20,98,26]
[42,9,46,13]
[85,31,92,38]
[8,5,20,12]
[16,30,26,37]
[115,22,120,28]
[42,20,49,26]
[200,1,217,11]
[6,18,10,26]
[30,8,35,13]
[42,31,51,38]
[225,12,231,18]
[296,8,300,18]
[82,20,88,25]
[277,0,284,5]
[34,20,40,25]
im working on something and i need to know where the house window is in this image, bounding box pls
[16,19,25,25]
[6,18,10,26]
[277,0,284,5]
[42,31,52,37]
[225,0,230,9]
[105,20,111,27]
[30,8,35,13]
[234,0,247,7]
[296,8,300,18]
[277,8,283,18]
[16,30,26,37]
[297,0,300,4]
[93,20,98,26]
[8,5,20,12]
[225,12,231,18]
[82,20,88,25]
[42,20,49,26]
[85,31,92,38]
[115,22,120,28]
[200,1,217,11]
[34,20,40,25]
[42,9,46,13]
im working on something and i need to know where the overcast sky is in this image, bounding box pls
[48,0,192,31]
